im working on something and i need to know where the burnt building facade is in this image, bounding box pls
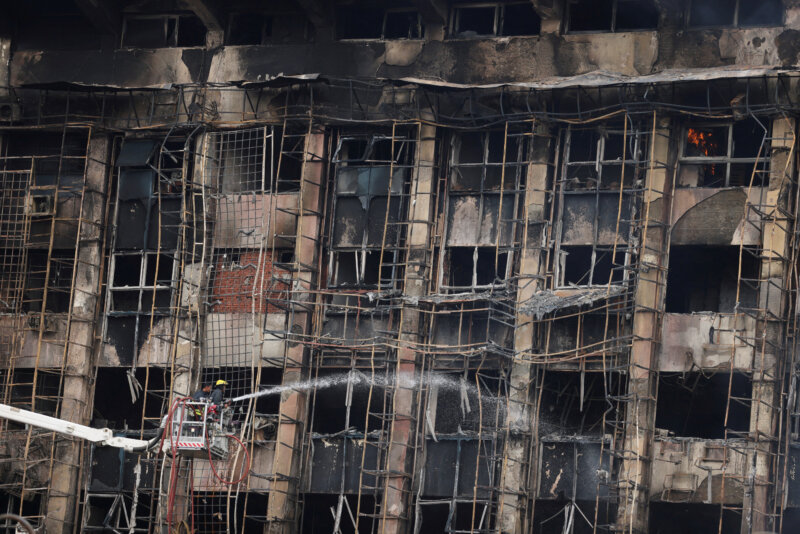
[1,1,800,533]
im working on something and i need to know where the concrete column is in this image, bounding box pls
[616,116,673,534]
[154,133,212,533]
[743,116,795,534]
[172,131,216,401]
[0,35,10,100]
[45,134,110,534]
[497,122,552,533]
[379,122,436,534]
[267,130,324,533]
[531,0,563,34]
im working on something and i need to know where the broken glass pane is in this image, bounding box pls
[117,139,158,167]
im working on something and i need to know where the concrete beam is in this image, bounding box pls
[412,0,449,25]
[73,0,121,35]
[530,0,561,17]
[530,0,563,33]
[295,0,333,30]
[180,0,224,31]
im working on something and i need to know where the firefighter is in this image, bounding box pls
[190,383,213,419]
[211,379,228,407]
[192,383,212,402]
[208,380,230,428]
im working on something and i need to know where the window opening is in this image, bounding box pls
[92,367,170,431]
[655,372,751,439]
[104,135,186,366]
[452,2,541,37]
[563,125,645,190]
[302,494,377,534]
[533,500,614,534]
[538,371,620,436]
[649,503,740,534]
[121,15,206,48]
[8,369,61,416]
[559,245,627,286]
[432,370,504,434]
[414,501,494,532]
[443,130,526,290]
[226,13,272,45]
[24,251,74,313]
[448,246,509,286]
[336,6,423,40]
[665,245,758,313]
[310,369,389,434]
[567,0,659,33]
[688,0,782,28]
[329,132,412,290]
[216,126,299,193]
[678,119,769,187]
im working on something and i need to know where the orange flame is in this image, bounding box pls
[687,128,717,156]
[687,128,718,176]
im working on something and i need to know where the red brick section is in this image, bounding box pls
[211,250,286,313]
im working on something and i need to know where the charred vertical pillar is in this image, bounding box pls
[379,122,436,534]
[497,122,552,533]
[616,116,673,533]
[0,35,9,100]
[45,134,110,534]
[172,131,216,401]
[267,128,324,533]
[743,117,795,534]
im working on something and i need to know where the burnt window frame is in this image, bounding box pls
[216,126,271,193]
[450,1,541,37]
[428,368,506,436]
[120,14,206,49]
[677,120,770,188]
[214,125,301,193]
[565,0,660,33]
[335,7,424,40]
[554,122,645,289]
[102,135,188,366]
[440,130,527,291]
[107,251,176,313]
[328,133,413,290]
[562,124,647,191]
[686,0,784,29]
[555,244,631,287]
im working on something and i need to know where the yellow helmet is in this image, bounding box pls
[215,379,228,386]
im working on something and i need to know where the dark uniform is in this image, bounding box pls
[192,387,210,401]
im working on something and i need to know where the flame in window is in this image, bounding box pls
[687,128,718,176]
[687,128,717,156]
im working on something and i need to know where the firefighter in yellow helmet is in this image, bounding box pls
[211,379,228,406]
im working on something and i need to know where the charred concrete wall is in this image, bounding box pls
[6,1,800,87]
[0,2,799,534]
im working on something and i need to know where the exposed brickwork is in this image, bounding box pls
[211,251,287,314]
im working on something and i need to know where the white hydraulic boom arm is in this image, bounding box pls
[0,403,161,452]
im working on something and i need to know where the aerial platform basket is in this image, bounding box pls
[168,401,231,459]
